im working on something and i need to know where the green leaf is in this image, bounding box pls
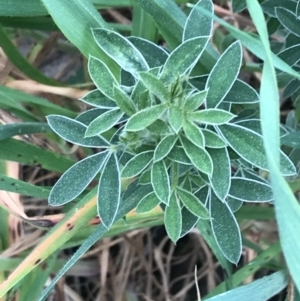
[218,123,296,176]
[121,150,154,178]
[210,191,242,264]
[154,135,177,162]
[0,123,50,140]
[139,169,152,185]
[182,119,204,148]
[184,90,207,112]
[49,152,108,206]
[229,177,273,202]
[140,72,170,103]
[169,106,184,133]
[75,108,108,126]
[151,161,170,204]
[80,89,117,108]
[183,0,213,40]
[180,135,213,175]
[85,109,124,137]
[128,36,168,68]
[262,0,296,17]
[147,119,171,135]
[136,192,161,213]
[47,115,109,148]
[223,79,260,104]
[281,132,300,148]
[189,109,235,125]
[227,197,243,213]
[92,28,149,76]
[276,8,300,37]
[88,56,118,99]
[164,192,182,243]
[160,37,209,84]
[176,187,209,218]
[207,147,231,201]
[0,174,50,198]
[97,153,121,229]
[278,44,300,67]
[180,207,199,237]
[206,41,242,108]
[202,129,227,148]
[167,146,192,165]
[125,104,167,131]
[113,86,136,116]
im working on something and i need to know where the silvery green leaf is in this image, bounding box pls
[126,104,167,131]
[167,146,192,165]
[229,177,273,202]
[202,129,227,148]
[136,191,161,213]
[92,29,149,76]
[218,123,296,176]
[140,72,170,103]
[278,44,300,66]
[180,135,213,175]
[128,36,168,68]
[276,7,300,37]
[180,207,199,238]
[189,109,235,125]
[113,86,136,116]
[47,115,109,148]
[88,56,118,99]
[182,119,204,148]
[206,41,242,108]
[154,135,178,162]
[165,192,182,243]
[85,109,124,137]
[160,37,209,84]
[184,89,208,112]
[183,0,213,41]
[139,169,151,185]
[75,108,108,126]
[49,151,108,206]
[227,197,243,213]
[97,154,121,229]
[223,79,260,104]
[147,119,171,135]
[207,147,231,201]
[194,185,209,205]
[261,0,296,17]
[80,89,117,108]
[210,191,242,264]
[176,187,209,218]
[169,106,184,133]
[121,150,154,178]
[151,161,170,205]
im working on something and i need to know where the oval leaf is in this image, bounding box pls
[97,153,121,229]
[180,207,199,238]
[189,109,235,125]
[136,191,161,213]
[80,89,117,109]
[276,7,300,37]
[113,86,136,116]
[169,106,184,133]
[49,151,108,205]
[47,115,109,148]
[202,129,227,148]
[154,135,178,162]
[183,119,204,148]
[167,146,192,165]
[184,89,208,112]
[151,161,170,204]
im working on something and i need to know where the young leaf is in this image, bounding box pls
[182,119,204,148]
[128,36,169,68]
[136,191,161,213]
[160,36,209,84]
[140,71,170,103]
[218,123,296,176]
[113,86,136,116]
[207,147,231,201]
[97,153,121,229]
[85,109,124,137]
[47,115,109,147]
[81,89,117,109]
[165,192,182,243]
[88,56,118,99]
[125,104,167,131]
[121,150,154,178]
[180,135,213,175]
[206,41,242,108]
[151,161,170,205]
[202,129,227,148]
[189,109,236,125]
[183,0,213,41]
[92,28,149,76]
[229,177,273,202]
[180,207,199,238]
[176,187,209,219]
[223,79,260,104]
[154,135,178,162]
[167,146,192,165]
[184,89,208,112]
[210,191,242,264]
[169,106,184,133]
[49,151,109,206]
